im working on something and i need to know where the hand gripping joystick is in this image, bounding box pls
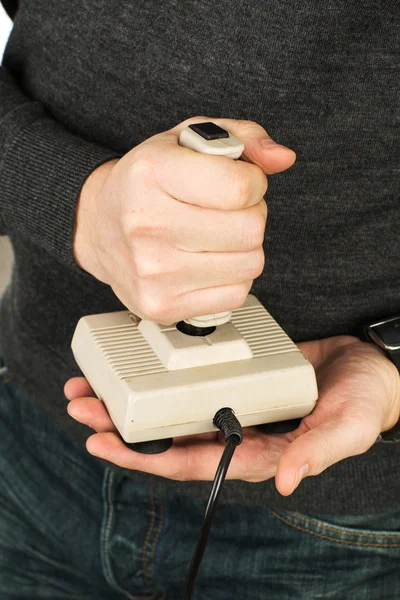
[127,122,245,452]
[71,123,318,457]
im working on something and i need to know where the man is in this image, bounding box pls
[0,1,399,598]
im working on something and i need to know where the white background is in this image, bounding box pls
[0,5,12,62]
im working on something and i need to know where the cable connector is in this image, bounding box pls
[183,407,243,599]
[213,407,243,445]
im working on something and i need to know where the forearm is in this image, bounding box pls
[0,66,122,269]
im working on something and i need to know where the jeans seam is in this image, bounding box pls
[269,510,400,548]
[142,484,157,596]
[149,485,166,600]
[101,469,141,600]
[281,511,400,539]
[141,484,167,600]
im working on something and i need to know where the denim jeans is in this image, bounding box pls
[1,360,400,599]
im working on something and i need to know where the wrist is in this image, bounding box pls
[73,158,119,273]
[356,314,400,439]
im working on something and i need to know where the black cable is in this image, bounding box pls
[183,408,243,600]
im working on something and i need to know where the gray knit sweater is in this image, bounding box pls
[0,0,399,513]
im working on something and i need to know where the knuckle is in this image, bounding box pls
[248,208,267,248]
[128,153,155,184]
[134,256,163,280]
[249,163,268,198]
[228,163,267,210]
[140,295,173,324]
[131,244,153,279]
[239,206,267,251]
[228,165,253,209]
[248,249,265,279]
[260,199,268,221]
[230,283,252,310]
[261,174,268,198]
[234,118,258,131]
[234,119,272,146]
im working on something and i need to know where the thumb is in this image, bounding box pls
[274,415,380,497]
[218,118,296,175]
[172,116,296,175]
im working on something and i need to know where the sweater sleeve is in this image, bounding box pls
[0,65,122,268]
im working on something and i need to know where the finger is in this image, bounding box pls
[67,397,118,433]
[297,337,360,371]
[217,118,296,175]
[173,431,220,444]
[175,248,265,291]
[64,377,96,400]
[86,431,226,480]
[275,414,380,496]
[86,427,283,482]
[144,280,254,324]
[153,141,268,210]
[161,197,268,252]
[169,116,296,175]
[133,240,265,290]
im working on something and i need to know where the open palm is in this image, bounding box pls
[65,335,399,496]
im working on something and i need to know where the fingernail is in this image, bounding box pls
[261,139,290,151]
[261,139,279,149]
[67,405,78,419]
[290,464,309,494]
[67,407,93,428]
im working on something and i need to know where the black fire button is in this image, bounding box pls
[189,122,229,140]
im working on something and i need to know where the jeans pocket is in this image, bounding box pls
[100,470,166,598]
[270,509,400,548]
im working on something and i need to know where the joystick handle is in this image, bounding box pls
[179,122,245,332]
